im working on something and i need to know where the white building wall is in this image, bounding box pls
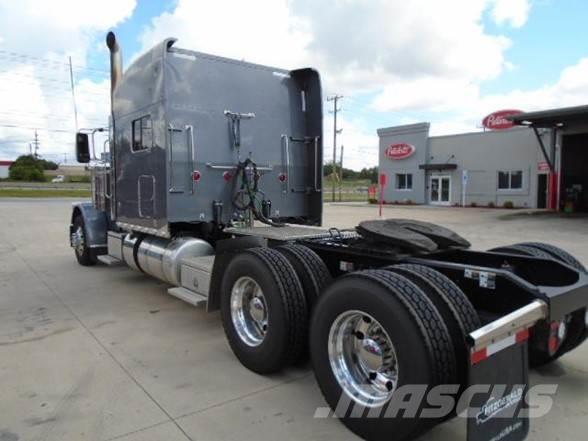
[378,123,430,204]
[428,128,545,207]
[0,165,10,179]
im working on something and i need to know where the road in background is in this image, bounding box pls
[0,181,90,190]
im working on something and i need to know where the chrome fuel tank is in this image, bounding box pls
[124,235,214,286]
[122,234,140,271]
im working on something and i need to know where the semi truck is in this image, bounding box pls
[70,32,588,441]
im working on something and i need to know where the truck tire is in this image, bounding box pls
[488,244,553,259]
[515,242,587,273]
[310,269,455,441]
[385,264,480,387]
[275,244,332,310]
[72,215,97,266]
[516,243,587,357]
[489,243,566,366]
[494,242,587,366]
[220,247,308,374]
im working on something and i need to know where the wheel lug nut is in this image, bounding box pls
[368,371,377,381]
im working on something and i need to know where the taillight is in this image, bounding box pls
[548,320,567,356]
[192,171,201,182]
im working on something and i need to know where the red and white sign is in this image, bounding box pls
[538,161,550,172]
[482,109,524,130]
[385,143,416,160]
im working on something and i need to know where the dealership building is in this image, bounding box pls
[377,105,588,212]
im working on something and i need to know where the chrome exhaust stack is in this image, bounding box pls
[105,31,123,102]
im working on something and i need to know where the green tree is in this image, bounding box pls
[8,155,49,182]
[359,166,378,183]
[323,162,360,180]
[39,158,59,170]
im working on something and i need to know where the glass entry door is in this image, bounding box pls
[430,176,451,205]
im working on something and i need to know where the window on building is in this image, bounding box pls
[396,173,413,190]
[498,170,523,190]
[132,116,153,152]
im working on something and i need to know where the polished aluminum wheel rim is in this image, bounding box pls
[72,226,85,255]
[328,311,399,407]
[230,276,268,347]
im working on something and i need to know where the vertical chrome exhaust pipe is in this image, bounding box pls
[105,31,121,215]
[106,31,123,102]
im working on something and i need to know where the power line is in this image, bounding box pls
[0,123,77,133]
[0,50,109,73]
[0,109,106,121]
[0,88,108,101]
[0,117,107,129]
[0,81,108,96]
[0,139,31,145]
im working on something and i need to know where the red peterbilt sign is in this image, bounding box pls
[482,109,524,130]
[385,143,416,160]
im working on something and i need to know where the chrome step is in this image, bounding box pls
[97,255,123,266]
[167,286,208,307]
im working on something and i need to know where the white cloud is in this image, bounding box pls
[140,0,520,95]
[0,0,135,59]
[320,110,380,171]
[0,0,541,165]
[372,77,481,113]
[139,0,312,69]
[136,0,532,170]
[0,0,135,161]
[423,56,588,136]
[477,57,588,113]
[491,0,532,28]
[23,0,136,30]
[290,0,512,90]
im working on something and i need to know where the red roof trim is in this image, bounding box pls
[0,160,14,166]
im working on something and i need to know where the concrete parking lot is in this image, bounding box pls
[1,199,587,441]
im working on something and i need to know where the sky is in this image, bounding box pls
[1,0,588,170]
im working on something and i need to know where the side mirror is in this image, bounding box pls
[76,133,91,163]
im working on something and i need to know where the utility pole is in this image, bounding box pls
[339,144,344,202]
[68,56,79,132]
[32,130,40,158]
[327,94,343,202]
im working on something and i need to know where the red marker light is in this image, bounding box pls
[278,173,287,182]
[223,171,232,182]
[192,171,201,182]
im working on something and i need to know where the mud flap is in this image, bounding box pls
[466,340,529,441]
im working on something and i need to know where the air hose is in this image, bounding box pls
[232,158,285,227]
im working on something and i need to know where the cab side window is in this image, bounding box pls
[132,116,153,152]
